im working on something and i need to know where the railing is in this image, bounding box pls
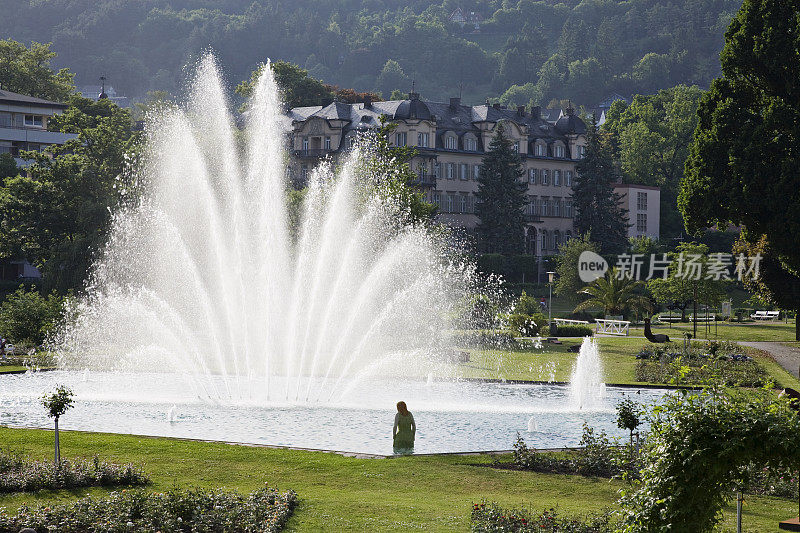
[294,149,332,157]
[413,174,436,187]
[554,318,589,326]
[594,319,630,336]
[524,213,542,223]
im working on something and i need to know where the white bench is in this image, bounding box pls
[751,310,780,320]
[595,319,630,336]
[657,315,682,322]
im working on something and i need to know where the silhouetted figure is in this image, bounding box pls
[644,317,670,343]
[779,387,800,411]
[393,401,416,454]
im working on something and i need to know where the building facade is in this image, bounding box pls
[613,183,661,241]
[286,93,590,256]
[0,89,77,168]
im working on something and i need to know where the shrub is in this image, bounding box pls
[634,359,767,386]
[0,285,64,345]
[0,450,149,493]
[552,324,593,337]
[0,485,297,533]
[506,313,546,337]
[512,426,640,479]
[471,501,614,532]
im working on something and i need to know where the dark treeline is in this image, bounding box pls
[3,0,740,106]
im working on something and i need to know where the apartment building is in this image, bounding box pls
[613,183,661,240]
[0,89,77,167]
[287,93,592,256]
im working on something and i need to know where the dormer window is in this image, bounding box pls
[445,135,457,150]
[555,145,565,158]
[396,132,407,147]
[513,141,520,153]
[535,143,545,157]
[465,136,477,151]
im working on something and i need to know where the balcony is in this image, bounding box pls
[524,213,542,223]
[294,148,332,158]
[413,174,437,187]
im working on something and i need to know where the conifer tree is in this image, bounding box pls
[475,122,528,254]
[572,117,629,255]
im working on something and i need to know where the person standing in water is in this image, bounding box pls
[393,401,416,454]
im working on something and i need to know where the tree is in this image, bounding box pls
[573,269,652,318]
[236,61,332,108]
[572,118,629,255]
[375,60,409,98]
[0,286,64,345]
[367,116,437,225]
[475,122,528,254]
[0,96,137,292]
[646,242,727,327]
[0,40,74,101]
[554,233,600,305]
[0,153,18,180]
[680,0,800,339]
[41,385,74,465]
[602,86,704,240]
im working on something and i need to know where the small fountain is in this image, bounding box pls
[568,337,606,409]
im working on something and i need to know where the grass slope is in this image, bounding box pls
[0,428,794,532]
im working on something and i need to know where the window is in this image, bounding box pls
[528,168,537,184]
[465,137,477,151]
[396,132,407,146]
[432,191,441,207]
[324,136,331,150]
[0,112,10,127]
[445,135,457,150]
[531,196,539,215]
[417,132,429,148]
[302,138,309,151]
[637,192,648,210]
[446,163,455,180]
[555,145,565,158]
[637,213,648,233]
[434,163,441,178]
[553,198,561,217]
[466,194,475,213]
[578,145,587,158]
[513,141,520,153]
[541,197,549,217]
[540,230,548,251]
[473,164,480,180]
[554,231,561,247]
[541,169,549,185]
[566,171,573,187]
[535,143,545,157]
[24,115,43,127]
[460,163,469,180]
[565,200,573,218]
[554,170,561,186]
[460,194,467,213]
[446,193,455,213]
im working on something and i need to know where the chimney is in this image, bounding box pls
[517,106,525,117]
[565,100,575,116]
[450,97,461,109]
[531,106,541,120]
[363,94,372,108]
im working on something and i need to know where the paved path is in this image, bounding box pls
[740,341,800,379]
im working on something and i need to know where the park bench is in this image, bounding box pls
[750,310,780,320]
[657,315,682,322]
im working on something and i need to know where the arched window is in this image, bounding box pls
[540,230,548,251]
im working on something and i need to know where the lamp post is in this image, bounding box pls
[547,271,555,329]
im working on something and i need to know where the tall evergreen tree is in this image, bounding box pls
[572,118,629,255]
[475,122,528,254]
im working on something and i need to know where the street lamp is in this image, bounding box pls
[547,271,555,328]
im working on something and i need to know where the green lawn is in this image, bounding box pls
[0,427,794,532]
[638,320,798,342]
[0,365,27,373]
[456,336,800,390]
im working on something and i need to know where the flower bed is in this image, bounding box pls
[0,485,297,533]
[0,450,148,493]
[471,501,614,532]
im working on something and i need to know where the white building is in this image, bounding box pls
[613,183,660,240]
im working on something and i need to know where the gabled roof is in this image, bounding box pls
[0,89,68,108]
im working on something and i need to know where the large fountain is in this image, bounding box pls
[0,58,665,454]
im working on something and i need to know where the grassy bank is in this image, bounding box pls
[456,337,800,389]
[0,427,794,532]
[639,321,798,342]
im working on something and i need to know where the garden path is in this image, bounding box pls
[740,341,800,378]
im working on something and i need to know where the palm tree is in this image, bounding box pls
[574,269,652,318]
